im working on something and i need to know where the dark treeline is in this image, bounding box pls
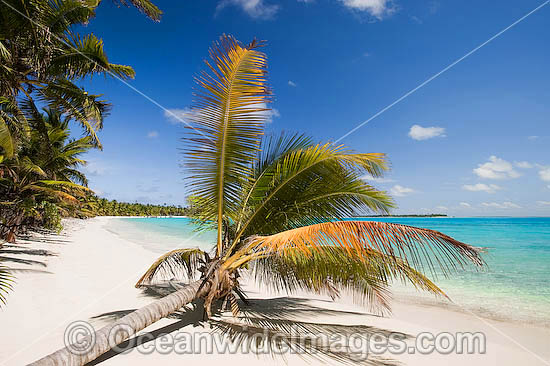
[85,197,189,217]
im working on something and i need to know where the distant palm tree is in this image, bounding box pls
[32,35,484,365]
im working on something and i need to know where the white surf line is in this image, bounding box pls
[0,0,214,144]
[333,1,549,144]
[0,220,205,365]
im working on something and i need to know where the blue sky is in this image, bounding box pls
[77,0,550,216]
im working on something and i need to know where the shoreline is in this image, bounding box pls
[1,217,549,365]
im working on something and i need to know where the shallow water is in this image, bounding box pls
[105,216,550,326]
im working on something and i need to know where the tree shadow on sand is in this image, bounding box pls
[87,284,408,366]
[0,247,57,267]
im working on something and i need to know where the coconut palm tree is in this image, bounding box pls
[31,35,484,365]
[0,0,163,240]
[1,0,129,148]
[0,0,160,150]
[0,107,92,306]
[0,107,93,242]
[0,0,161,308]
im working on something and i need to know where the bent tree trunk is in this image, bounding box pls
[30,280,209,366]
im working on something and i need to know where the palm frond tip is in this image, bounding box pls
[243,221,485,276]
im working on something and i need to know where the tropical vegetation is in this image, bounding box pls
[1,0,161,305]
[33,35,485,365]
[85,197,189,217]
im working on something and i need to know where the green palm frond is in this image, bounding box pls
[112,0,162,21]
[44,0,96,33]
[0,40,10,60]
[228,143,392,254]
[255,132,314,174]
[184,35,271,255]
[0,117,14,159]
[20,156,47,177]
[0,97,29,139]
[252,246,447,314]
[61,168,88,186]
[49,33,135,79]
[24,184,78,203]
[59,136,94,158]
[38,79,111,147]
[251,248,392,313]
[135,248,208,287]
[35,180,91,191]
[19,96,53,153]
[0,261,14,307]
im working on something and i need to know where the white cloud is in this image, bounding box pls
[435,205,448,211]
[459,202,472,208]
[164,108,193,124]
[216,0,279,19]
[288,80,297,87]
[390,185,414,197]
[515,161,533,169]
[481,202,521,209]
[537,201,550,206]
[408,124,446,141]
[83,160,107,177]
[338,0,395,18]
[266,108,280,123]
[91,187,104,196]
[473,156,520,180]
[147,131,159,138]
[361,174,395,184]
[528,135,539,140]
[462,183,501,194]
[539,166,550,182]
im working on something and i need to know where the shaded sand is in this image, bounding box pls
[1,217,549,365]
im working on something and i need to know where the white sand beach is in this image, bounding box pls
[1,217,549,366]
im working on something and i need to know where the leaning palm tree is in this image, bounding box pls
[32,35,484,365]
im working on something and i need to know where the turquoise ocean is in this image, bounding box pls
[105,217,550,326]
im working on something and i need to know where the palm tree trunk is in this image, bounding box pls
[30,280,209,366]
[3,210,23,243]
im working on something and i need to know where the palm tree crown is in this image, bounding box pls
[31,35,485,365]
[135,35,483,316]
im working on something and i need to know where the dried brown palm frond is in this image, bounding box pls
[233,220,484,277]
